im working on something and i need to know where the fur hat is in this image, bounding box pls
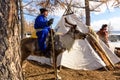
[40,8,48,14]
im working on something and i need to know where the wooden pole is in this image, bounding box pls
[85,0,90,26]
[50,29,57,79]
[87,33,115,70]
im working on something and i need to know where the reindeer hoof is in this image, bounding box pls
[57,69,60,73]
[57,74,62,80]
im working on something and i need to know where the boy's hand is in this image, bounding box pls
[48,18,54,26]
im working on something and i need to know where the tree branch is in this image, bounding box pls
[23,0,34,7]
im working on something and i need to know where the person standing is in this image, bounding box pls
[97,24,109,47]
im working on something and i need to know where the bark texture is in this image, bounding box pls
[0,0,23,80]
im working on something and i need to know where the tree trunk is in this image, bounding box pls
[85,0,90,26]
[0,0,23,80]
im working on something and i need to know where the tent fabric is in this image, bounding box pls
[57,39,106,70]
[55,14,120,70]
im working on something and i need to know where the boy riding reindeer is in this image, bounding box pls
[21,10,87,79]
[34,8,54,57]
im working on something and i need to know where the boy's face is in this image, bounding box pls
[102,27,107,32]
[100,27,108,33]
[43,11,48,17]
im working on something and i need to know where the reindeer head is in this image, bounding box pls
[67,25,87,40]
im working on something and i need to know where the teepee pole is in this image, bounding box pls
[50,28,57,79]
[64,0,73,15]
[87,33,115,70]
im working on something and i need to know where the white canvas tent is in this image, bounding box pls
[28,13,120,70]
[54,13,120,70]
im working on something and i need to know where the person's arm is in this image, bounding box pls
[104,31,110,47]
[105,31,109,41]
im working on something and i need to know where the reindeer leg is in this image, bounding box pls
[55,56,61,80]
[57,65,62,73]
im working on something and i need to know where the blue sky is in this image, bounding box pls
[91,8,120,31]
[91,8,120,22]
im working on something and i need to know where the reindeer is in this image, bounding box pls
[21,24,86,80]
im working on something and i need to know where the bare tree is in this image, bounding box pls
[112,0,120,7]
[22,0,119,26]
[0,0,23,79]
